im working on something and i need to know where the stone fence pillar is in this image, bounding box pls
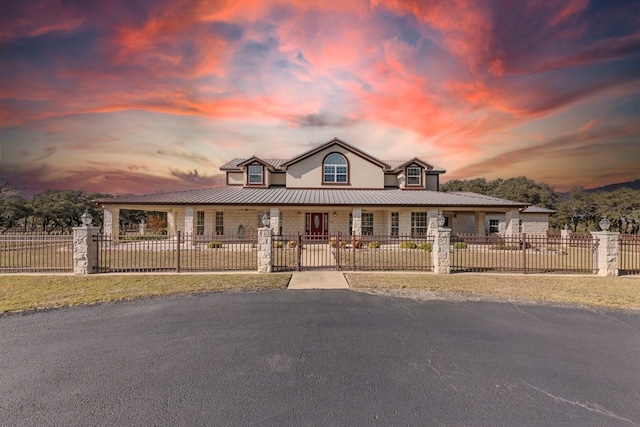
[432,227,451,274]
[73,225,100,275]
[592,231,619,276]
[257,227,273,273]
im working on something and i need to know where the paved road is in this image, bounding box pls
[2,290,640,426]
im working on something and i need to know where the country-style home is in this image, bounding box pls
[100,138,552,238]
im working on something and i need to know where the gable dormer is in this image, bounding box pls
[387,158,445,190]
[281,138,389,189]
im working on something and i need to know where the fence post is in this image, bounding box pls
[73,225,100,275]
[176,231,181,273]
[522,233,527,274]
[432,226,451,274]
[257,227,273,273]
[592,231,619,276]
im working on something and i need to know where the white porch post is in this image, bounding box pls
[167,210,177,237]
[103,207,119,243]
[426,209,439,235]
[505,209,520,237]
[474,211,486,235]
[270,207,280,235]
[352,208,362,236]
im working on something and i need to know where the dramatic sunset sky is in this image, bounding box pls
[1,0,639,195]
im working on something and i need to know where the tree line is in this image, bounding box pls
[2,177,639,234]
[442,177,640,234]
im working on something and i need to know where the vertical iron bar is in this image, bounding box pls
[522,233,527,274]
[176,231,181,273]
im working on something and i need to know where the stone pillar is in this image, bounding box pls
[352,208,362,236]
[592,231,619,276]
[474,211,486,235]
[432,226,451,274]
[270,207,280,235]
[426,209,439,235]
[257,227,273,273]
[103,207,119,243]
[73,225,100,275]
[505,209,520,237]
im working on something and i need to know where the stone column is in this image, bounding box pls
[504,209,520,237]
[352,208,362,236]
[474,211,486,235]
[592,231,619,276]
[270,207,280,235]
[257,226,273,273]
[103,207,119,243]
[73,225,100,275]
[431,226,451,274]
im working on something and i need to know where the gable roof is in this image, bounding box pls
[280,137,390,169]
[385,158,446,174]
[220,158,288,171]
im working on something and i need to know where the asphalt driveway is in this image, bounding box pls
[2,290,639,426]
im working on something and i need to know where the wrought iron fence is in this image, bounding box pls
[451,233,598,274]
[96,232,257,273]
[272,233,434,272]
[619,235,640,276]
[0,233,73,273]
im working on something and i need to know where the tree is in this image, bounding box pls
[441,176,558,208]
[591,188,640,233]
[0,182,30,232]
[29,190,108,233]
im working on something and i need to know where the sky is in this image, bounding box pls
[1,0,639,196]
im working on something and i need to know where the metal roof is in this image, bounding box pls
[522,205,556,214]
[219,158,288,171]
[101,186,528,208]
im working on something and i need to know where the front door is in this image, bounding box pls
[306,212,328,239]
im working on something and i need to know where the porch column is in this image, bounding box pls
[426,209,439,235]
[103,207,119,243]
[167,210,177,236]
[592,231,619,276]
[270,207,280,235]
[184,207,194,245]
[505,209,520,237]
[474,211,486,235]
[352,208,362,236]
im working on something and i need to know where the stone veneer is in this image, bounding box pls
[431,227,451,274]
[592,231,619,276]
[73,225,99,275]
[257,227,273,273]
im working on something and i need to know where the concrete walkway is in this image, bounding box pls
[287,271,350,289]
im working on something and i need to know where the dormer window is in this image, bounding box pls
[247,165,263,185]
[323,153,348,184]
[406,166,422,186]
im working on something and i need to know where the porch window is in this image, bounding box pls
[362,212,373,235]
[411,212,428,236]
[406,167,422,186]
[196,211,205,235]
[215,211,223,235]
[248,165,263,184]
[391,212,399,236]
[489,219,499,234]
[323,153,348,183]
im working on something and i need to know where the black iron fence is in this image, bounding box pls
[272,233,435,272]
[619,235,640,276]
[451,233,599,274]
[0,233,73,273]
[95,232,257,273]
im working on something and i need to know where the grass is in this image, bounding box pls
[0,274,291,314]
[346,273,640,310]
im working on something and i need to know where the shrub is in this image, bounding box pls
[399,241,418,249]
[287,240,297,248]
[273,241,284,249]
[419,242,432,252]
[329,237,341,248]
[351,237,363,249]
[453,242,467,250]
[368,241,380,249]
[207,241,223,249]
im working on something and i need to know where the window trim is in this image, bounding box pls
[362,212,374,235]
[322,152,350,185]
[489,219,500,234]
[411,212,429,236]
[405,166,423,187]
[391,212,399,236]
[196,211,205,236]
[215,211,224,235]
[247,164,264,185]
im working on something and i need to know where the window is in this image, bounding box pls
[391,212,399,236]
[519,219,523,234]
[411,212,428,236]
[323,153,348,183]
[489,219,499,234]
[215,211,224,235]
[196,211,205,235]
[362,212,373,235]
[406,167,422,186]
[248,165,263,184]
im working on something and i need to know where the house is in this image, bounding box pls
[100,138,551,239]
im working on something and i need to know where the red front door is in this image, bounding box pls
[306,212,328,238]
